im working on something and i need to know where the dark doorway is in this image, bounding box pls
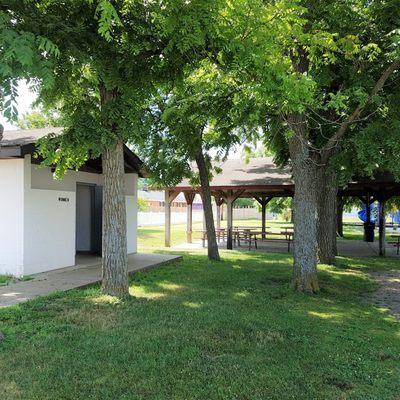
[76,183,103,254]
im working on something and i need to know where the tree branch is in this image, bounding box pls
[321,59,400,162]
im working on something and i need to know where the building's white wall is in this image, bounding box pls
[31,165,103,190]
[124,173,136,196]
[24,188,76,275]
[0,156,138,276]
[0,159,25,276]
[23,156,76,274]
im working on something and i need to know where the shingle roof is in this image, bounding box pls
[175,157,293,189]
[1,127,146,176]
[1,127,63,147]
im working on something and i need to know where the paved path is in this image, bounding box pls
[369,270,400,320]
[0,253,181,307]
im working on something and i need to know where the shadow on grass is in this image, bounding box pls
[1,251,399,400]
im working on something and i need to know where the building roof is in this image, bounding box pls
[176,157,293,190]
[170,156,400,199]
[0,127,146,176]
[1,127,64,147]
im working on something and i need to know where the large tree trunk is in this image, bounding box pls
[288,117,319,293]
[316,168,338,265]
[195,149,220,261]
[100,86,129,297]
[102,139,129,297]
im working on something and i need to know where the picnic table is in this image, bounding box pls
[233,226,270,231]
[389,233,400,255]
[197,228,227,247]
[281,225,294,234]
[235,230,293,252]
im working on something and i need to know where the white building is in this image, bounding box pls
[0,128,144,277]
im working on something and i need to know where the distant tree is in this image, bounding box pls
[234,198,256,208]
[17,109,61,129]
[137,197,149,212]
[136,60,249,261]
[268,198,292,217]
[137,178,149,191]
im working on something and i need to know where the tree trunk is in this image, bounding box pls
[100,86,129,297]
[195,149,220,261]
[316,168,338,265]
[102,139,129,297]
[288,116,319,293]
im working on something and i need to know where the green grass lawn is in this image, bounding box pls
[0,275,13,286]
[138,219,367,249]
[0,275,32,287]
[138,219,297,249]
[0,223,399,399]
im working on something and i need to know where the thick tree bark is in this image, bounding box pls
[316,168,338,264]
[288,115,319,293]
[102,139,129,297]
[195,149,220,261]
[285,55,398,293]
[100,86,129,297]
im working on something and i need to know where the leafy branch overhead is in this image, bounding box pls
[0,9,59,121]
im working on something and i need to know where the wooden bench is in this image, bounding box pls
[234,230,258,250]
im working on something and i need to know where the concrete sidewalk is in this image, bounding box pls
[0,253,181,307]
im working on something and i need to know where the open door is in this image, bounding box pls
[76,183,103,255]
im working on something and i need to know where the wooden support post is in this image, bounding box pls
[379,199,386,256]
[366,193,371,225]
[165,190,171,248]
[364,192,373,242]
[261,202,266,239]
[187,203,193,243]
[216,205,221,230]
[224,189,245,250]
[214,196,224,231]
[164,189,179,248]
[226,197,233,250]
[184,192,195,244]
[254,196,272,239]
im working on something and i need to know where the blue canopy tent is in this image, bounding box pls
[358,203,378,224]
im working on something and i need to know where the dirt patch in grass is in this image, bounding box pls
[369,270,400,320]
